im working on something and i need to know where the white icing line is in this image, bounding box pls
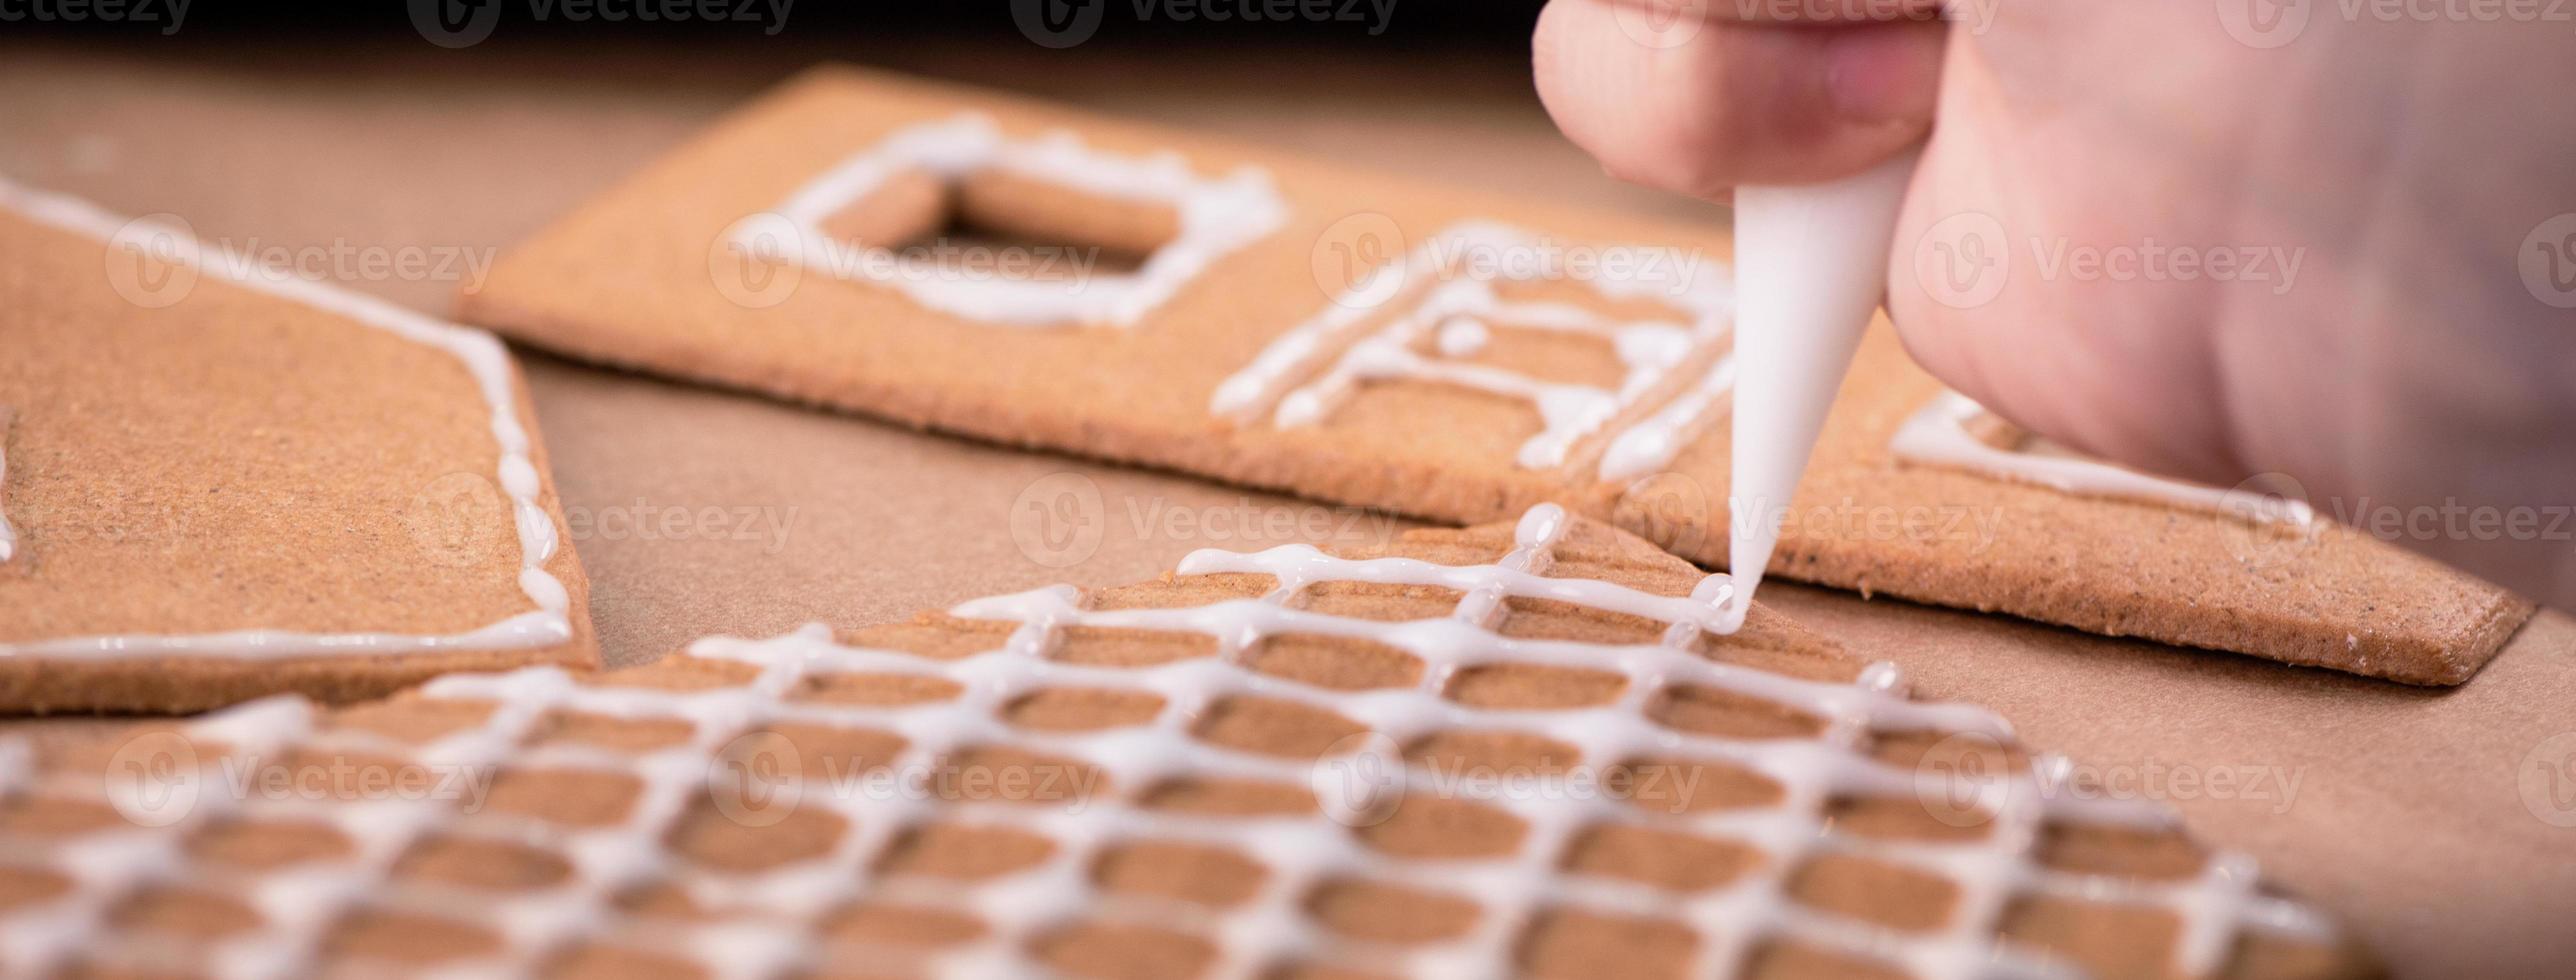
[1891,391,2317,528]
[0,177,572,660]
[0,407,15,565]
[0,504,2337,979]
[1207,222,1480,420]
[1211,221,1735,474]
[754,113,1288,328]
[1598,353,1738,482]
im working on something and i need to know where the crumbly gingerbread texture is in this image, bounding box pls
[0,513,2376,979]
[459,65,2529,685]
[0,194,597,712]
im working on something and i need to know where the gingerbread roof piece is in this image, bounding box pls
[0,178,595,711]
[0,508,2367,978]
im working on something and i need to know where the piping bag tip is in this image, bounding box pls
[1722,149,1923,626]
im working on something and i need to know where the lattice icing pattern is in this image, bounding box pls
[0,506,2351,980]
[1212,222,1740,477]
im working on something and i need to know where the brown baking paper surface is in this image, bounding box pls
[0,38,2568,978]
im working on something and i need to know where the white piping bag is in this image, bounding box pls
[1721,149,1922,627]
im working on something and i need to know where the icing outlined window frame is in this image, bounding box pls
[737,113,1289,329]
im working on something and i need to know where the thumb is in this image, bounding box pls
[1534,0,1946,196]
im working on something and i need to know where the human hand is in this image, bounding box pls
[1534,0,2576,607]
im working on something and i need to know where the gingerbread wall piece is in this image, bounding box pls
[460,66,2527,684]
[0,178,596,712]
[0,509,2369,978]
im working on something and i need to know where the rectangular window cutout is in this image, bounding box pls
[822,167,1171,280]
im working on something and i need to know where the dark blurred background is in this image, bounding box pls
[7,1,1548,45]
[0,0,1711,319]
[1,0,1718,223]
